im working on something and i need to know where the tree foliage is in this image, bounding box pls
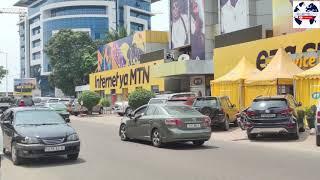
[78,91,100,114]
[0,66,7,84]
[99,97,111,107]
[45,30,97,96]
[128,89,155,110]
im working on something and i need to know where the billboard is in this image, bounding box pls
[14,78,36,96]
[220,0,249,34]
[214,30,320,78]
[97,32,146,72]
[170,0,191,49]
[190,0,205,60]
[272,0,306,36]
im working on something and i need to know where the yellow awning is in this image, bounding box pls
[212,57,259,83]
[245,48,303,85]
[295,62,320,79]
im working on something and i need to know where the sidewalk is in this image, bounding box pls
[73,114,320,153]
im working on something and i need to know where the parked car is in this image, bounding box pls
[0,96,14,112]
[69,99,103,115]
[13,96,34,107]
[192,96,238,131]
[148,92,197,106]
[148,98,168,105]
[1,108,80,165]
[119,104,211,147]
[44,102,70,122]
[33,97,51,107]
[114,101,132,116]
[245,95,302,140]
[316,100,320,146]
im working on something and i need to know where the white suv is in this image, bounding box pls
[114,101,131,116]
[316,101,320,146]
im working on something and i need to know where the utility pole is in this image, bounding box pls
[0,51,8,96]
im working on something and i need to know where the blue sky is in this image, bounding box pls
[0,0,169,92]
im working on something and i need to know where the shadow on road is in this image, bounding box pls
[248,131,310,143]
[129,139,219,150]
[211,126,239,133]
[3,155,86,168]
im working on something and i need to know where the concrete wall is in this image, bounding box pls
[205,0,219,60]
[249,0,272,37]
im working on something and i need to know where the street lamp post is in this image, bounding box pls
[0,51,8,96]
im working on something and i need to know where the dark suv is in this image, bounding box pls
[245,95,302,140]
[192,96,238,130]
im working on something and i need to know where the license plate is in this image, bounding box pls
[261,114,276,118]
[44,146,65,152]
[187,124,201,128]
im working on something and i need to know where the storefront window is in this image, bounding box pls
[277,85,293,95]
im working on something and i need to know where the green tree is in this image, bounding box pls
[45,30,97,96]
[128,89,155,110]
[78,91,100,114]
[0,66,7,84]
[99,97,110,107]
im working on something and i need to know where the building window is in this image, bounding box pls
[51,6,107,17]
[32,51,41,60]
[95,32,101,39]
[130,22,144,32]
[130,10,150,21]
[32,27,41,36]
[30,16,40,24]
[32,39,41,48]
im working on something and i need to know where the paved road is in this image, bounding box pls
[2,117,319,180]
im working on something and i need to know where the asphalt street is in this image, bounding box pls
[2,116,319,180]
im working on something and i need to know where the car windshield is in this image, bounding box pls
[49,103,66,109]
[48,99,59,103]
[251,99,288,110]
[194,98,218,107]
[15,110,65,125]
[164,106,202,116]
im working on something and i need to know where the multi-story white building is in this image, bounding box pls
[15,0,158,96]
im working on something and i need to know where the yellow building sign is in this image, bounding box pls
[90,60,165,94]
[214,29,320,78]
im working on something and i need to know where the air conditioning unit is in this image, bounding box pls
[178,54,190,61]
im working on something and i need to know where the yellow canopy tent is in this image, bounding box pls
[244,48,303,107]
[210,57,259,109]
[295,63,320,107]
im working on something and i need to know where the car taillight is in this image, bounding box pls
[203,117,211,127]
[165,118,183,126]
[246,110,256,117]
[317,111,320,123]
[280,108,293,116]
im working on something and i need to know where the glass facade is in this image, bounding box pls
[51,6,107,17]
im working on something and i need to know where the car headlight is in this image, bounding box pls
[67,134,79,141]
[21,137,40,144]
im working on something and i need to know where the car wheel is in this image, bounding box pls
[151,129,162,148]
[192,140,205,146]
[118,112,124,116]
[67,153,79,160]
[11,142,22,165]
[99,108,103,114]
[290,124,300,140]
[120,124,129,141]
[233,120,238,127]
[317,135,320,146]
[247,133,257,140]
[222,116,230,131]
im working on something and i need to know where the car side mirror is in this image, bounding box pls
[65,118,70,123]
[134,113,143,120]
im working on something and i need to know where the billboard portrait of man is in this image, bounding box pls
[190,0,205,60]
[170,0,190,49]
